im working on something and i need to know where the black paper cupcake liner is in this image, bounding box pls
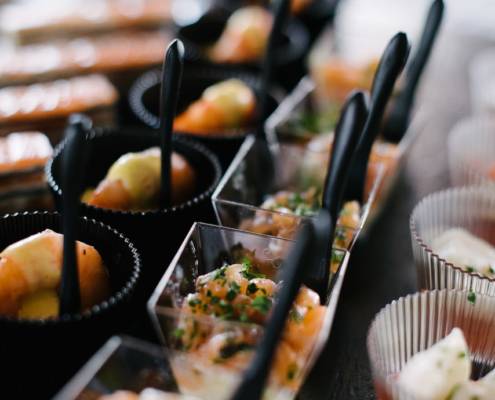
[46,127,222,296]
[129,65,281,170]
[0,211,141,398]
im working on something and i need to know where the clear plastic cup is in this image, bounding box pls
[448,115,495,187]
[54,335,198,400]
[367,289,495,400]
[212,135,385,251]
[410,186,495,295]
[148,222,350,400]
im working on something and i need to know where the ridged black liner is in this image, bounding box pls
[129,65,281,170]
[0,211,141,398]
[46,127,222,294]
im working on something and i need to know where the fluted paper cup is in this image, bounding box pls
[410,186,495,295]
[367,289,495,400]
[448,116,495,187]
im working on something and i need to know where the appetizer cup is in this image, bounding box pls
[0,211,141,398]
[367,289,495,400]
[177,10,309,89]
[469,47,495,117]
[212,135,384,250]
[46,127,221,294]
[148,222,350,400]
[129,65,281,170]
[54,335,194,400]
[448,116,495,187]
[410,186,495,295]
[266,77,427,226]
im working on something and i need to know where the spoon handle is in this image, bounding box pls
[384,0,444,142]
[322,91,368,226]
[159,39,185,209]
[59,114,92,316]
[345,32,410,203]
[256,0,291,139]
[230,210,331,400]
[403,0,444,106]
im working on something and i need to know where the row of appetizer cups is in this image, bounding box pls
[4,22,430,399]
[6,79,387,398]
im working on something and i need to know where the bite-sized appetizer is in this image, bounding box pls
[0,0,171,45]
[431,228,495,278]
[208,6,273,64]
[100,388,198,399]
[240,186,360,249]
[398,328,471,400]
[0,131,52,174]
[398,327,495,400]
[83,147,196,211]
[0,75,118,137]
[311,58,379,104]
[173,79,256,135]
[0,229,110,319]
[173,259,326,391]
[0,31,170,86]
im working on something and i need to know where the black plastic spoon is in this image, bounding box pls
[230,209,331,400]
[344,32,410,203]
[301,91,368,298]
[382,0,444,143]
[252,0,291,202]
[59,114,92,317]
[158,39,185,209]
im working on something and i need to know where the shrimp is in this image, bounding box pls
[0,229,110,318]
[83,148,196,211]
[174,80,256,134]
[285,305,326,356]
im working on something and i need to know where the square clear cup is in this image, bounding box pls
[212,134,385,250]
[54,335,197,400]
[265,77,428,229]
[367,289,495,400]
[148,222,350,400]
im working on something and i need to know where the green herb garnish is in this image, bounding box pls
[251,295,272,315]
[467,291,476,305]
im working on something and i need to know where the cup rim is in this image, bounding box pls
[410,185,495,284]
[46,127,222,217]
[128,65,280,140]
[0,211,141,326]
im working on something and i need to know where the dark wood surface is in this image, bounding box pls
[299,16,494,400]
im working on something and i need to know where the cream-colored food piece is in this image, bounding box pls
[202,79,255,126]
[431,228,495,277]
[398,328,471,400]
[107,147,161,208]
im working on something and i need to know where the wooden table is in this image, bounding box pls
[299,19,495,400]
